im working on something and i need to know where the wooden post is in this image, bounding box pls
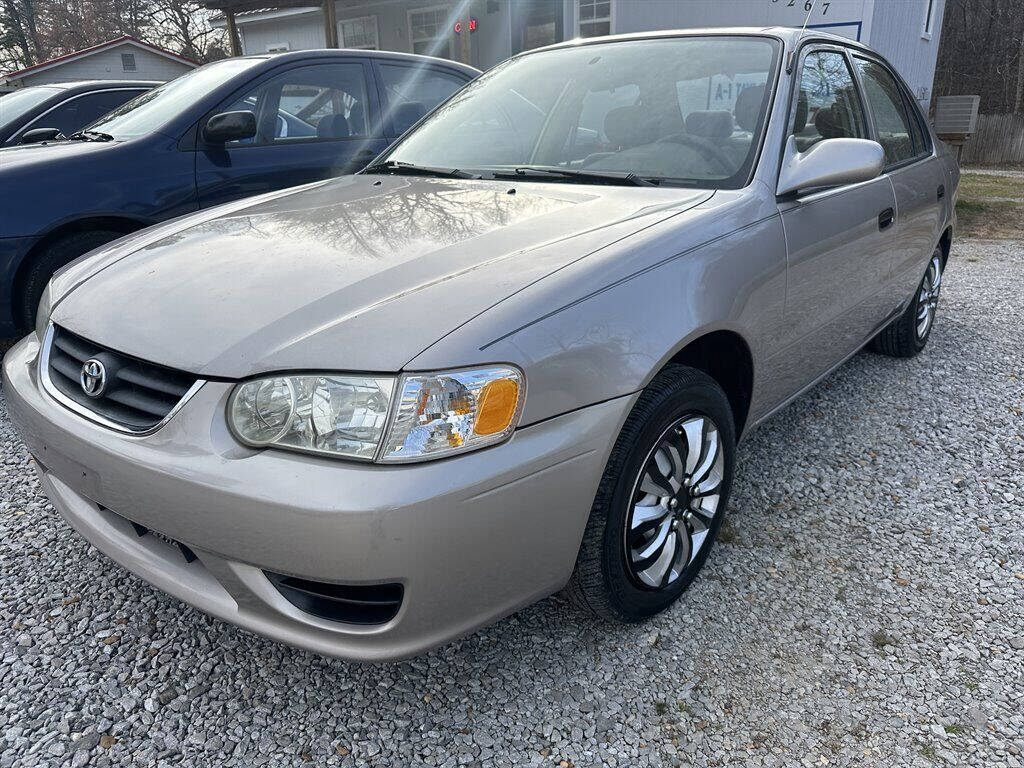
[322,0,339,48]
[225,10,242,57]
[460,13,471,65]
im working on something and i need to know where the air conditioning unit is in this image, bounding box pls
[933,95,980,136]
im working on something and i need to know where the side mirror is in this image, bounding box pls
[776,135,884,197]
[21,127,63,144]
[203,110,257,144]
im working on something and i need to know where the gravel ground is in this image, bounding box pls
[1,238,1022,768]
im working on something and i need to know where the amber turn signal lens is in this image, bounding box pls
[473,378,520,436]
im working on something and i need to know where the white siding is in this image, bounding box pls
[236,0,511,70]
[19,43,193,86]
[868,0,945,107]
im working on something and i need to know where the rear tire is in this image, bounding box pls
[870,247,943,358]
[16,230,125,331]
[566,364,736,623]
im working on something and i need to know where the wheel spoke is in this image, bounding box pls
[631,503,668,531]
[640,458,675,497]
[680,418,704,475]
[638,527,676,588]
[691,427,720,485]
[693,449,724,496]
[688,527,709,565]
[634,516,673,563]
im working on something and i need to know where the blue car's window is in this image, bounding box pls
[381,36,781,188]
[377,64,468,135]
[220,63,370,146]
[0,86,62,131]
[27,89,146,137]
[88,58,263,139]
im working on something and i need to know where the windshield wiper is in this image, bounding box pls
[363,160,479,179]
[68,130,114,142]
[491,166,660,187]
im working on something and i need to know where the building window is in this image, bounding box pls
[121,53,136,72]
[576,0,612,38]
[340,15,379,49]
[922,0,935,38]
[266,42,290,53]
[408,5,452,59]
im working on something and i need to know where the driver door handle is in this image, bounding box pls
[878,208,894,230]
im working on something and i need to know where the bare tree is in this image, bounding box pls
[933,0,1024,114]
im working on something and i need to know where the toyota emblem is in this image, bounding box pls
[80,358,107,398]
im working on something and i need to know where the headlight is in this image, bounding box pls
[228,375,395,460]
[35,282,54,342]
[380,366,524,463]
[227,366,524,463]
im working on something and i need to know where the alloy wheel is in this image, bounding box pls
[625,414,724,590]
[916,254,942,340]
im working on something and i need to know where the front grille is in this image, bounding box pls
[44,325,199,433]
[265,571,403,625]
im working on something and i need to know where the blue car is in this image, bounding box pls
[0,50,478,334]
[0,80,158,146]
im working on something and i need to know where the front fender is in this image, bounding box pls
[406,191,787,427]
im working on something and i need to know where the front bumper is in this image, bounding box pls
[3,335,633,660]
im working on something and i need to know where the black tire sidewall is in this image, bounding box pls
[17,230,123,330]
[599,370,736,620]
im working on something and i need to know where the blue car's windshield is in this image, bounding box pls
[0,86,62,131]
[382,36,781,188]
[87,58,264,139]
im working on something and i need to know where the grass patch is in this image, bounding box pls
[943,723,965,735]
[955,198,1024,240]
[959,172,1024,200]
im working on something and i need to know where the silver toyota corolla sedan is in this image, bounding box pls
[3,28,958,661]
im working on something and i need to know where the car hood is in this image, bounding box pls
[0,137,120,167]
[51,174,711,377]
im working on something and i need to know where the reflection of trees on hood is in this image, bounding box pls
[195,180,569,262]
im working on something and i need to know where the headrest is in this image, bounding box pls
[347,103,365,135]
[734,85,765,132]
[392,101,426,135]
[684,110,734,139]
[604,105,642,147]
[317,113,350,139]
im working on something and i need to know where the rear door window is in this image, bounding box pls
[853,57,917,167]
[376,63,469,135]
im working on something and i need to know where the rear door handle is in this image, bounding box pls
[878,207,894,230]
[937,184,945,200]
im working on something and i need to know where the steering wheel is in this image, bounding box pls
[656,133,735,174]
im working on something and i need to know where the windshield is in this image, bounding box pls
[0,86,62,131]
[87,57,263,139]
[381,36,780,188]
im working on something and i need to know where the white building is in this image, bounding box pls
[0,36,197,92]
[212,0,946,107]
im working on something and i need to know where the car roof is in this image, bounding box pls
[230,48,480,77]
[38,79,161,91]
[528,26,873,56]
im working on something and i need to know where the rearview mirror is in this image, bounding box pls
[203,110,257,144]
[21,127,63,144]
[776,136,884,197]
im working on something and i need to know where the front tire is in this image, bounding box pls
[871,247,944,358]
[566,365,736,623]
[16,229,125,331]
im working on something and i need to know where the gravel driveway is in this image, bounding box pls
[2,238,1022,768]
